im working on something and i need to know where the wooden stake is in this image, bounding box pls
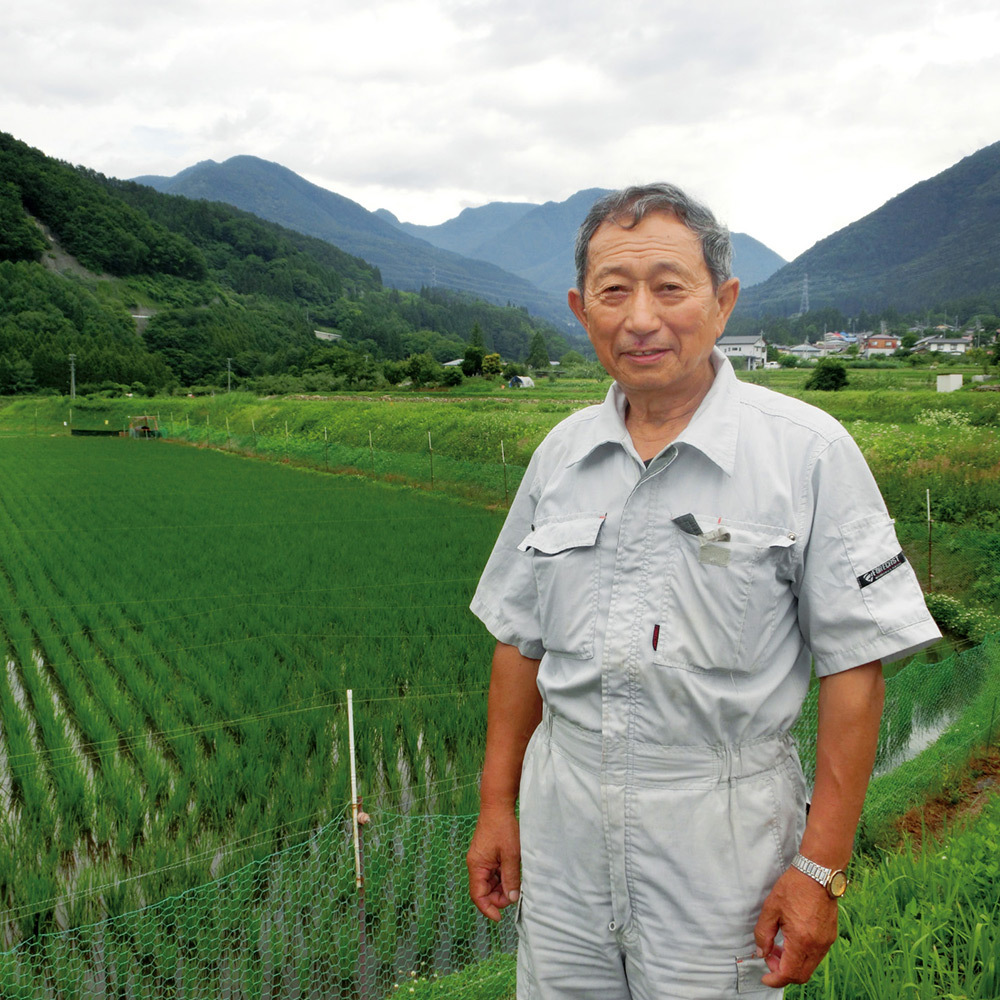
[501,439,509,506]
[926,488,933,592]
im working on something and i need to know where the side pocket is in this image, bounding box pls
[519,513,606,658]
[735,955,776,994]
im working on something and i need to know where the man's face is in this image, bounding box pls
[568,211,739,402]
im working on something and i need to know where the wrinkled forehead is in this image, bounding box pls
[585,210,708,280]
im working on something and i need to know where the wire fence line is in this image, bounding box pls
[0,634,995,1000]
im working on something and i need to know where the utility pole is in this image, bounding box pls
[226,358,233,393]
[68,354,76,400]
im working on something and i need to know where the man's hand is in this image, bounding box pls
[752,660,883,987]
[753,866,838,988]
[466,805,521,921]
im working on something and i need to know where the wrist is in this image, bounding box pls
[477,791,518,813]
[790,852,849,899]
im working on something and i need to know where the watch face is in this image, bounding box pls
[829,871,848,897]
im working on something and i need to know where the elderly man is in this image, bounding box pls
[466,184,940,998]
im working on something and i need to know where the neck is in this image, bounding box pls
[624,363,715,460]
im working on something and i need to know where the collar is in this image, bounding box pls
[565,348,741,476]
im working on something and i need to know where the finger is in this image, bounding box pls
[500,852,521,904]
[468,868,503,922]
[470,883,504,922]
[761,943,782,972]
[753,911,777,957]
[761,943,813,989]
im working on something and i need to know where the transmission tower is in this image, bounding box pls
[799,273,810,315]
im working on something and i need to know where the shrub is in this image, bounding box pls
[804,359,848,391]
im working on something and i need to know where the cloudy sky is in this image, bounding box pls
[4,0,999,261]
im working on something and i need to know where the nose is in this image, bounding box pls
[624,283,659,335]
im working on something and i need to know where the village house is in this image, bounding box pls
[860,333,900,357]
[786,342,822,361]
[912,334,973,355]
[717,333,767,370]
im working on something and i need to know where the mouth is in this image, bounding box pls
[623,348,668,363]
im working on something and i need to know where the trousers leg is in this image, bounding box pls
[516,725,631,1000]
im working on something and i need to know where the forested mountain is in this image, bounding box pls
[380,189,787,297]
[738,141,1000,318]
[134,156,572,327]
[0,133,574,394]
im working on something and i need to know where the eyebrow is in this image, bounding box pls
[590,260,691,285]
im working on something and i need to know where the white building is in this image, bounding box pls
[717,333,767,370]
[787,343,822,361]
[914,335,972,355]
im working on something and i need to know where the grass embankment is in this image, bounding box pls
[860,635,1000,848]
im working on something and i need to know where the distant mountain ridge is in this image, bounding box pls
[738,140,1000,317]
[135,161,787,323]
[135,157,573,327]
[378,188,787,298]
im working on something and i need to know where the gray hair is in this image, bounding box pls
[574,183,733,293]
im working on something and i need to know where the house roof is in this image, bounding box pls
[717,334,765,345]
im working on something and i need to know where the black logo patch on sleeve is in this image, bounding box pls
[857,552,907,589]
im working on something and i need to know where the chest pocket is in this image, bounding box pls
[653,515,797,672]
[518,512,606,659]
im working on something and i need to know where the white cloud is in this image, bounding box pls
[1,0,999,258]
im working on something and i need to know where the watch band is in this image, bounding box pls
[791,853,848,898]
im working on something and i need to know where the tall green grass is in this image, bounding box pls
[0,437,503,939]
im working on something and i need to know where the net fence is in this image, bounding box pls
[0,636,995,1000]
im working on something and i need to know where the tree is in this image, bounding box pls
[440,366,464,386]
[482,353,502,378]
[462,345,484,376]
[0,184,47,263]
[0,352,36,394]
[468,322,486,350]
[804,359,848,391]
[965,347,991,374]
[382,359,407,385]
[405,352,439,387]
[527,331,550,369]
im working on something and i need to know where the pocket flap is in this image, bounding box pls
[517,514,606,555]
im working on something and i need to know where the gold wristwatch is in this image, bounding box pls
[790,853,848,898]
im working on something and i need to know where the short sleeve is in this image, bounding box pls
[796,434,941,675]
[470,453,545,660]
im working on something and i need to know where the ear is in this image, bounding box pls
[568,287,589,332]
[714,278,740,334]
